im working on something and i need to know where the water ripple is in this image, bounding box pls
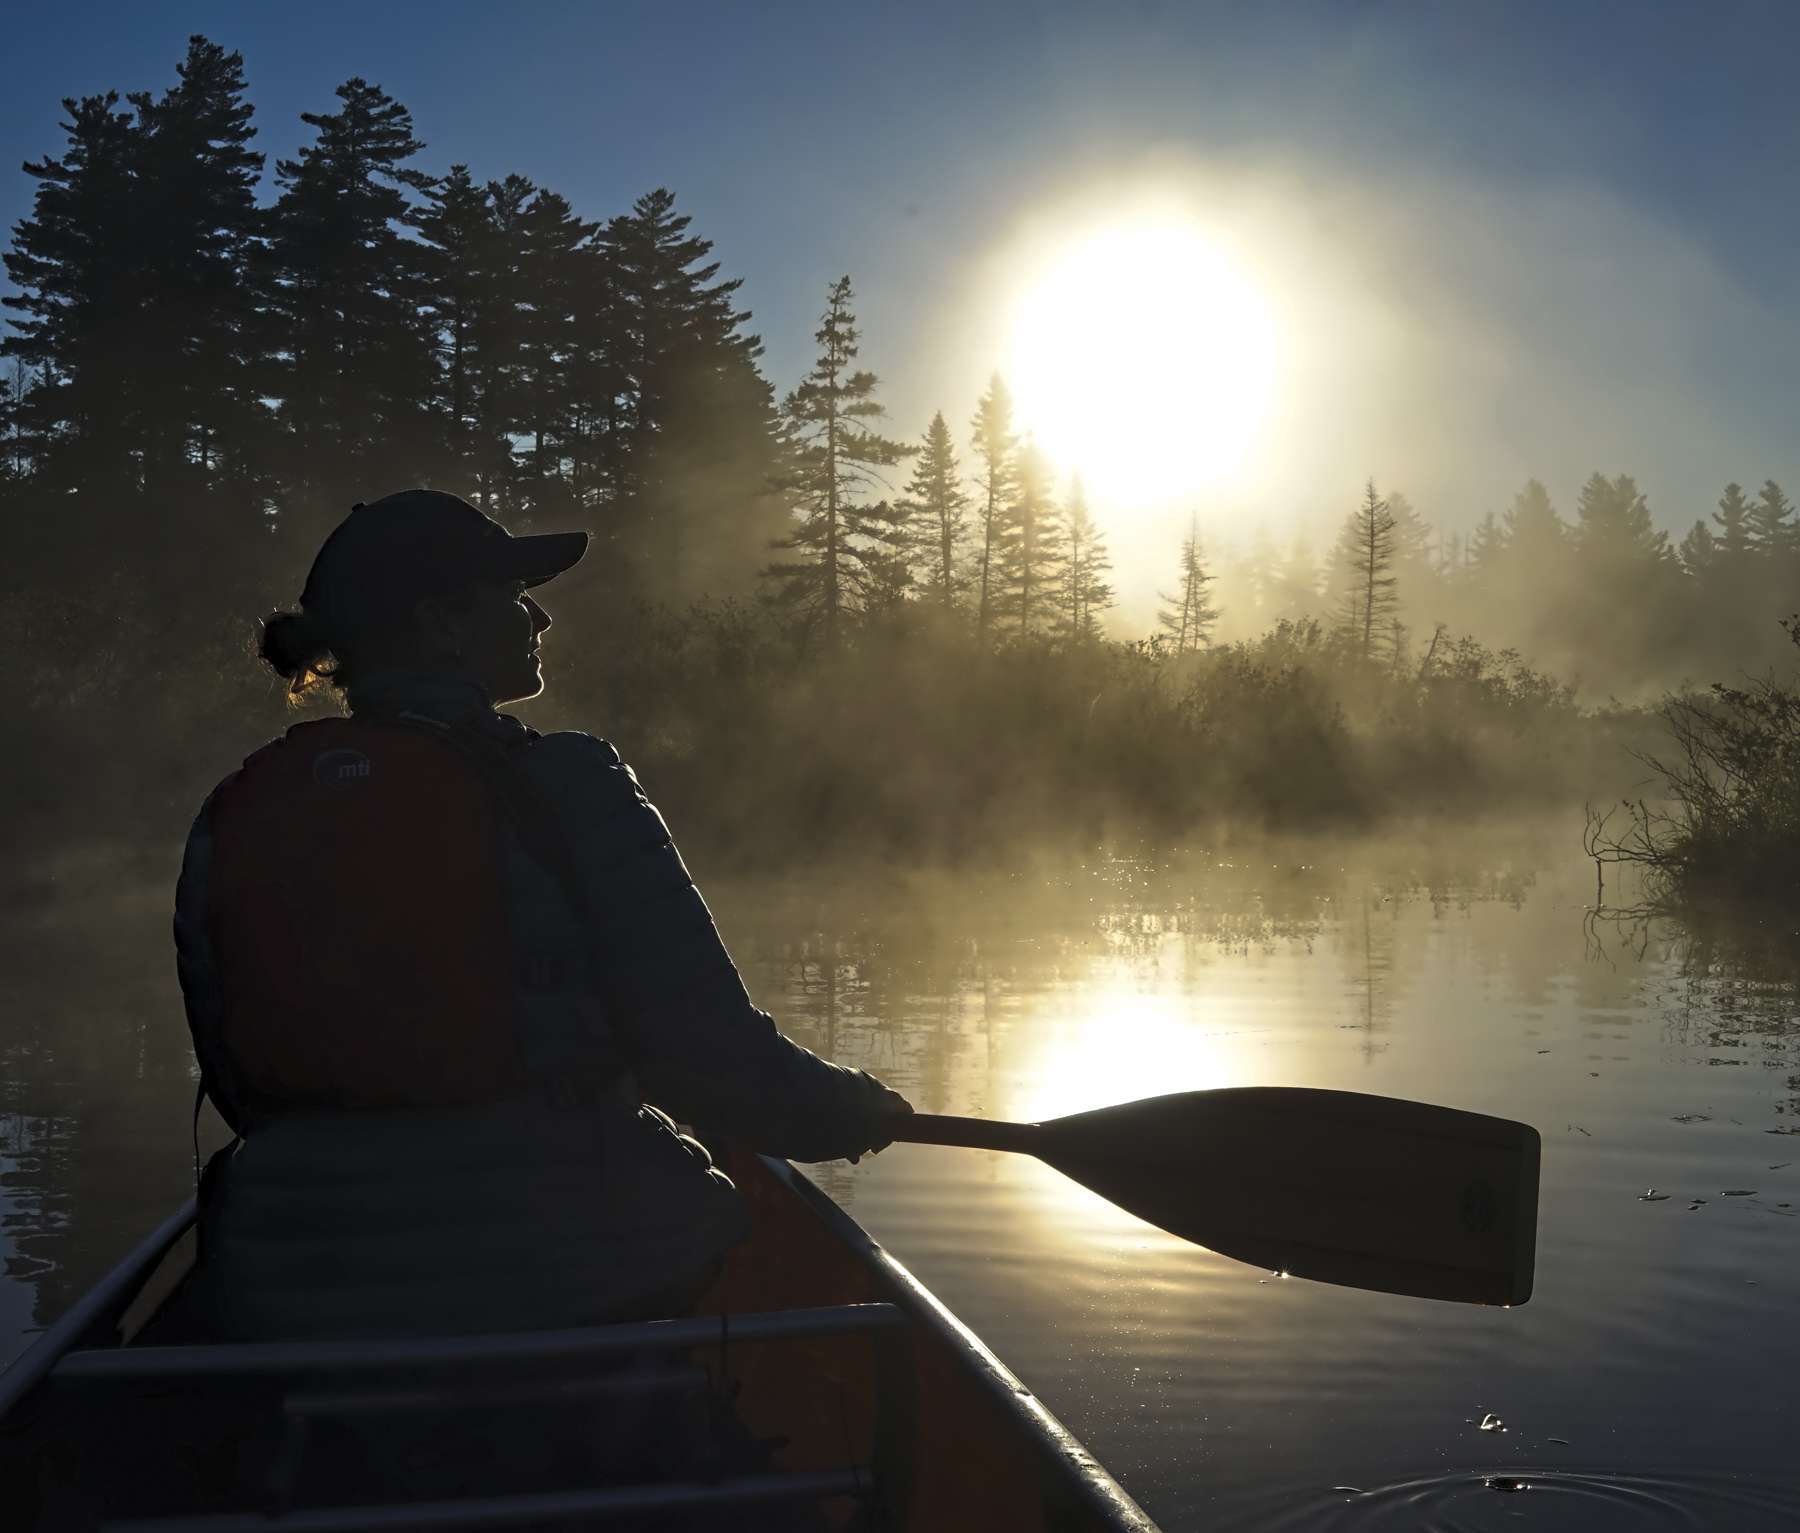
[1232,1466,1800,1532]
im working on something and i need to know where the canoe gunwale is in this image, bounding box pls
[763,1155,1160,1533]
[0,1197,197,1421]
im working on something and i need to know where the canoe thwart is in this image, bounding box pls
[54,1301,907,1386]
[97,1467,871,1531]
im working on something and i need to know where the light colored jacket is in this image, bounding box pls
[173,671,893,1339]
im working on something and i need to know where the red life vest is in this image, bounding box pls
[203,718,528,1116]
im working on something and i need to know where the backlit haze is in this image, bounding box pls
[5,0,1798,623]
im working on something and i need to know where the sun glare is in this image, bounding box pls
[1004,214,1284,506]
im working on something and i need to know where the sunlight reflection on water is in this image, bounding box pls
[4,825,1798,1530]
[719,832,1800,1531]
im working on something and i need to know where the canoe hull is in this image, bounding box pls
[0,1149,1156,1531]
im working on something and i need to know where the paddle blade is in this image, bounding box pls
[1037,1088,1539,1307]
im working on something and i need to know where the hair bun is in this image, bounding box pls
[258,608,335,696]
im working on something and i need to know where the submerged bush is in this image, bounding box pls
[1587,617,1800,906]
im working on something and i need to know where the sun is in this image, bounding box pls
[1003,214,1284,505]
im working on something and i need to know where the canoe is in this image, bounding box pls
[0,1147,1160,1531]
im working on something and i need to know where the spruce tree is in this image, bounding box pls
[416,164,504,494]
[130,39,266,513]
[1573,472,1671,567]
[1712,482,1754,564]
[1679,519,1717,578]
[1061,474,1115,641]
[1333,480,1399,662]
[1748,480,1795,558]
[1157,514,1218,654]
[1747,480,1798,653]
[513,188,596,521]
[1439,529,1465,578]
[3,38,268,587]
[969,375,1018,645]
[597,189,781,596]
[0,369,17,518]
[764,276,913,647]
[1502,479,1567,567]
[1468,511,1505,570]
[4,91,148,508]
[1001,440,1063,639]
[263,78,437,547]
[899,411,970,609]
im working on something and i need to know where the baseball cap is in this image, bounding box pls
[300,489,588,621]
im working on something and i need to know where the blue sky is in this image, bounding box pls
[5,2,1798,595]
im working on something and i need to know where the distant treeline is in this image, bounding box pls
[0,36,1769,874]
[1214,474,1800,701]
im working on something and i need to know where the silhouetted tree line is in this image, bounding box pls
[0,38,1117,651]
[0,39,790,611]
[0,36,1765,874]
[1207,474,1800,698]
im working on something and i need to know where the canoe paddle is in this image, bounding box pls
[885,1087,1539,1307]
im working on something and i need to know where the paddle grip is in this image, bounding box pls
[886,1113,1043,1155]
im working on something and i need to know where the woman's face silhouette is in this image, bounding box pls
[419,580,553,704]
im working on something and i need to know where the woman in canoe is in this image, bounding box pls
[173,488,912,1343]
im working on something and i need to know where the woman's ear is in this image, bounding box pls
[412,594,465,662]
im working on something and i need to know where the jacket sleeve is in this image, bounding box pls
[173,788,248,1136]
[530,731,899,1161]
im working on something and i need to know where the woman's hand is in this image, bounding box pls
[848,1080,915,1164]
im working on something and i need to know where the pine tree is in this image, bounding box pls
[969,375,1018,645]
[1746,480,1798,653]
[1333,480,1399,662]
[1748,480,1795,558]
[416,164,504,495]
[1563,472,1685,686]
[3,91,151,509]
[1712,482,1754,565]
[1502,479,1567,567]
[263,78,437,548]
[1060,475,1114,641]
[1439,528,1466,578]
[596,188,760,500]
[1680,519,1717,578]
[0,368,17,506]
[1574,472,1671,567]
[470,173,538,514]
[999,441,1063,639]
[134,39,266,492]
[596,189,781,596]
[0,361,35,485]
[1467,510,1505,570]
[1157,514,1219,654]
[899,411,970,609]
[512,188,597,522]
[1386,490,1435,576]
[2,38,267,584]
[764,276,914,647]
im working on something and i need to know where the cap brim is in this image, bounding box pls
[504,531,589,588]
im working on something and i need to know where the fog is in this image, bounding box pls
[8,23,1800,1530]
[897,153,1797,636]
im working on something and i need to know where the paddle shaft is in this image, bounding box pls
[888,1112,1045,1156]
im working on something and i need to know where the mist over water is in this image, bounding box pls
[9,819,1798,1529]
[720,833,1800,1529]
[5,22,1800,1529]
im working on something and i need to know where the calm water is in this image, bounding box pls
[6,822,1800,1529]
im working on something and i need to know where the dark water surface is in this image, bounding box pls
[5,823,1800,1529]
